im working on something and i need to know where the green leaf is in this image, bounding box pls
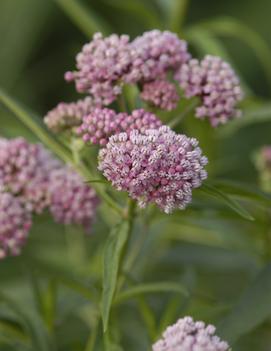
[0,291,53,351]
[199,16,271,91]
[85,179,107,184]
[115,282,189,304]
[101,0,160,29]
[102,221,130,332]
[218,103,271,137]
[185,27,231,58]
[200,184,255,221]
[54,0,111,37]
[218,264,271,344]
[210,180,271,207]
[0,319,29,347]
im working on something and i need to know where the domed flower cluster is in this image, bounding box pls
[0,191,32,259]
[48,168,99,231]
[140,80,179,111]
[98,126,208,213]
[175,55,243,126]
[44,97,95,133]
[127,30,190,83]
[0,137,99,258]
[0,137,61,213]
[77,108,162,145]
[153,316,230,351]
[65,33,132,105]
[65,30,189,106]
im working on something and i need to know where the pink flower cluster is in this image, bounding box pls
[98,126,208,213]
[44,97,95,132]
[0,137,60,213]
[0,192,32,259]
[77,108,162,145]
[127,30,190,83]
[65,30,189,106]
[65,33,132,105]
[175,55,243,126]
[48,167,99,231]
[153,316,229,351]
[0,137,99,258]
[140,80,179,111]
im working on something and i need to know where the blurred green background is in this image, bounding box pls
[1,1,271,351]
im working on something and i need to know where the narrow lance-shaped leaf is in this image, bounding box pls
[102,220,130,332]
[114,282,189,304]
[218,103,271,137]
[200,16,271,92]
[101,0,161,29]
[209,179,271,207]
[218,263,271,344]
[54,0,111,37]
[200,183,255,221]
[0,291,53,351]
[184,26,251,95]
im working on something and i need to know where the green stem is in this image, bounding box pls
[117,198,137,292]
[168,98,199,128]
[171,0,190,33]
[84,321,99,351]
[263,210,271,262]
[117,94,127,113]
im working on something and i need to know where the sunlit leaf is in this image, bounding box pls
[102,221,129,332]
[218,264,271,344]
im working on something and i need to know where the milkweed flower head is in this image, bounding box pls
[98,126,207,213]
[65,30,190,106]
[127,30,190,83]
[140,80,179,111]
[48,168,99,232]
[77,108,162,145]
[175,55,244,126]
[65,32,132,105]
[0,138,61,213]
[152,316,230,351]
[0,191,32,259]
[44,97,95,133]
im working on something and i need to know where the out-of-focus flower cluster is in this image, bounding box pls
[175,55,243,126]
[140,80,179,111]
[44,97,95,133]
[153,316,230,351]
[0,137,99,258]
[98,126,208,213]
